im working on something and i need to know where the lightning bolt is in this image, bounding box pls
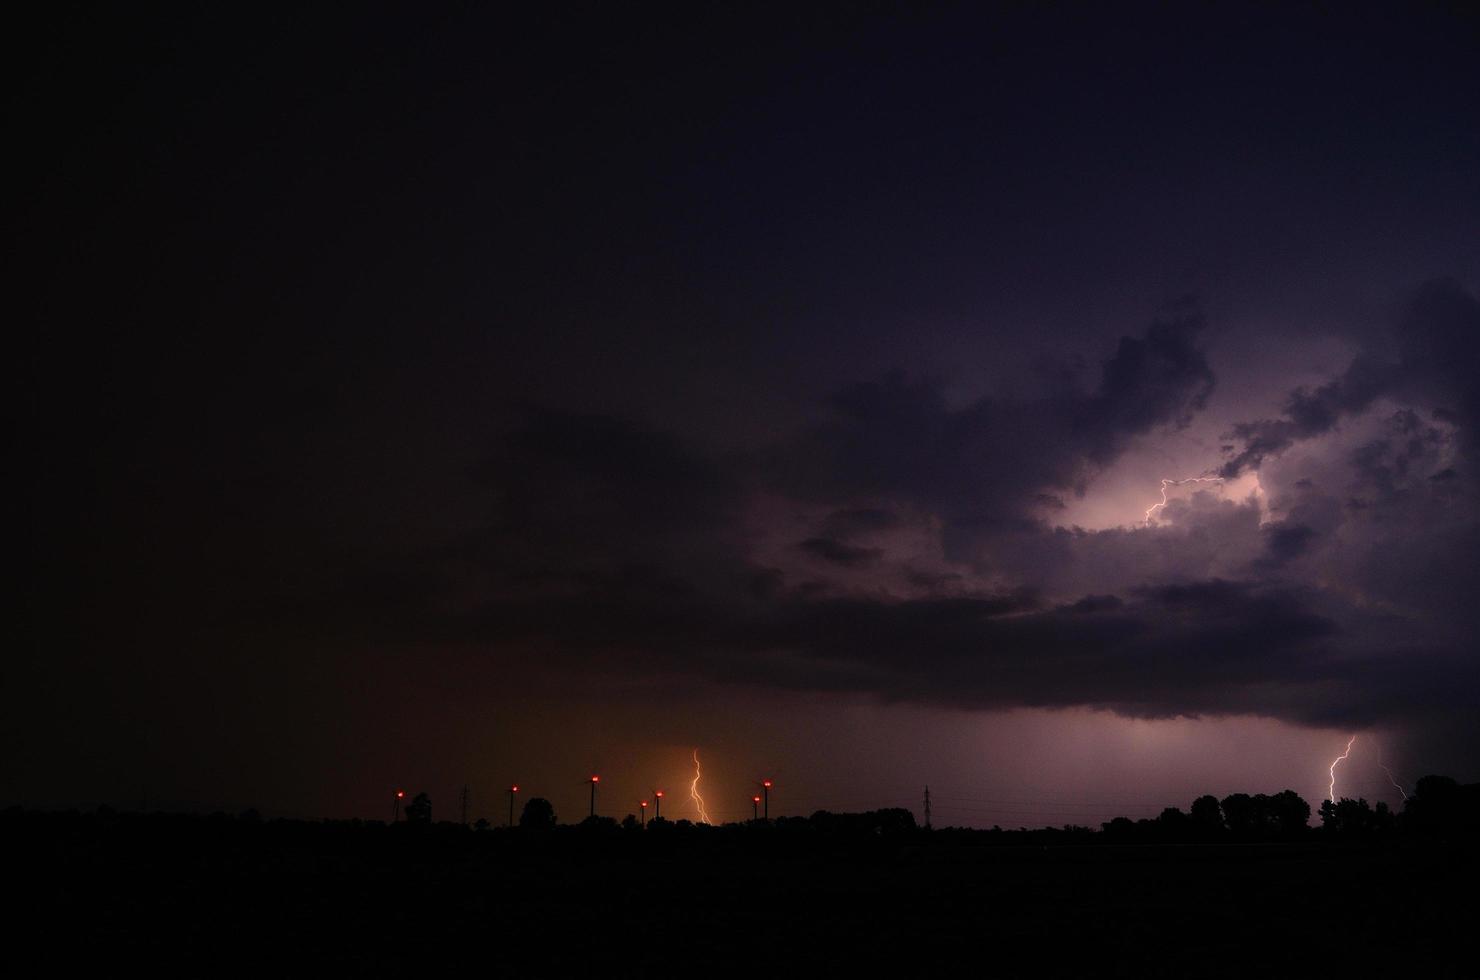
[1328,734,1357,802]
[1373,746,1408,805]
[690,748,713,825]
[1378,764,1408,802]
[1144,476,1224,524]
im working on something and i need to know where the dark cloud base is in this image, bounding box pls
[316,289,1479,747]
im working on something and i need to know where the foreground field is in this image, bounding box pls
[17,815,1473,976]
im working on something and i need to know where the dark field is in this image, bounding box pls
[16,813,1474,976]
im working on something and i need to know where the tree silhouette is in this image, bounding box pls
[1403,775,1480,838]
[1190,794,1224,833]
[807,808,917,836]
[1220,793,1256,835]
[1158,806,1189,826]
[580,814,619,832]
[1269,789,1311,836]
[519,797,556,830]
[1319,797,1392,836]
[1220,790,1310,838]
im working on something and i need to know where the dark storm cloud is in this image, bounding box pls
[797,537,884,568]
[1086,311,1218,457]
[1259,523,1318,568]
[1345,409,1455,507]
[1219,355,1393,477]
[821,508,904,538]
[466,409,746,579]
[219,280,1479,754]
[391,504,1473,726]
[770,309,1214,539]
[1222,280,1480,477]
[1217,283,1479,625]
[19,0,1480,818]
[290,282,1473,739]
[335,367,1472,732]
[757,580,1343,717]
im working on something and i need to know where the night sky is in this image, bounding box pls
[20,4,1480,827]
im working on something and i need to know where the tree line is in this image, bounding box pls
[10,773,1474,844]
[388,773,1478,841]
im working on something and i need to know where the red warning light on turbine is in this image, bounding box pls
[762,780,773,788]
[591,775,600,783]
[510,785,519,793]
[396,790,405,798]
[654,790,665,798]
[640,800,648,808]
[752,795,762,803]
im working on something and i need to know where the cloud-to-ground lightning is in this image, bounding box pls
[1375,746,1409,803]
[1144,476,1224,524]
[1379,764,1408,802]
[690,748,713,825]
[1328,735,1357,802]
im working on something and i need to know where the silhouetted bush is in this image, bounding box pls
[1403,775,1480,839]
[579,815,619,833]
[1157,807,1190,839]
[405,792,432,826]
[520,797,557,830]
[808,808,917,836]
